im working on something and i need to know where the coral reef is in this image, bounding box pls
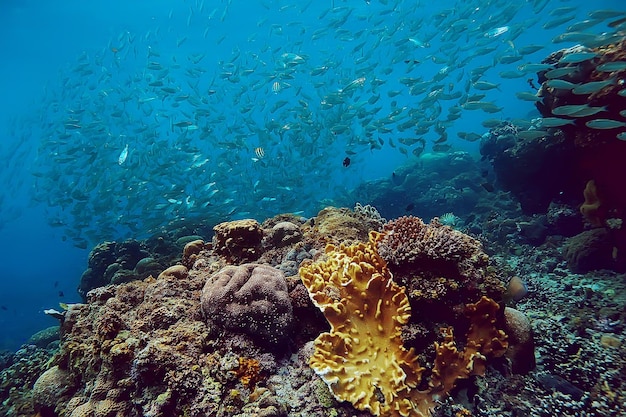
[26,326,60,349]
[481,40,626,271]
[4,207,625,417]
[77,237,187,301]
[0,345,56,417]
[299,232,508,416]
[350,152,483,221]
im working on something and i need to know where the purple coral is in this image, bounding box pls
[200,263,294,347]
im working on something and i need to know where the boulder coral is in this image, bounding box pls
[201,263,294,347]
[299,232,508,417]
[213,219,264,263]
[302,206,382,248]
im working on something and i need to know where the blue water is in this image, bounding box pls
[0,0,623,350]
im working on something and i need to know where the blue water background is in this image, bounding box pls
[0,0,622,350]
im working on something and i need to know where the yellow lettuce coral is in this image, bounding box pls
[299,231,507,417]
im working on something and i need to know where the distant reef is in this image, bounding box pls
[480,39,626,272]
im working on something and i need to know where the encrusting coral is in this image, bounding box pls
[299,231,508,417]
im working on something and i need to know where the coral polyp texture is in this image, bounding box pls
[376,216,505,319]
[212,218,264,263]
[200,263,294,347]
[377,216,484,266]
[299,232,508,417]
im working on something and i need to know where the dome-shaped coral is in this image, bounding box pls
[201,263,294,347]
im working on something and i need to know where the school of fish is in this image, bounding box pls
[2,0,625,248]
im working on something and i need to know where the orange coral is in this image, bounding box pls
[299,232,508,417]
[235,357,261,388]
[580,179,604,226]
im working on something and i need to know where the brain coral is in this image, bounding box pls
[201,263,294,347]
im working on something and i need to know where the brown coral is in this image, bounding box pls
[213,219,264,263]
[377,216,484,266]
[181,239,207,268]
[302,206,376,249]
[376,216,504,317]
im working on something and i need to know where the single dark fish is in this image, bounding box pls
[392,172,405,186]
[537,373,585,401]
[342,157,351,167]
[405,203,415,212]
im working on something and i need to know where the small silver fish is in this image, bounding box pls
[540,117,576,127]
[545,67,580,79]
[515,91,542,102]
[118,144,129,165]
[552,105,607,117]
[558,52,598,64]
[518,130,549,140]
[585,119,626,129]
[596,61,626,72]
[546,79,578,90]
[572,79,615,95]
[473,81,500,90]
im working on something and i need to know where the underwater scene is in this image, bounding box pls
[1,0,626,415]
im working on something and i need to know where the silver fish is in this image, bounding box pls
[558,52,598,64]
[118,144,129,165]
[572,79,615,95]
[546,79,578,90]
[585,119,626,129]
[553,105,607,118]
[539,117,576,127]
[596,61,626,72]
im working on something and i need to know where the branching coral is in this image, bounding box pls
[377,216,484,266]
[299,232,508,417]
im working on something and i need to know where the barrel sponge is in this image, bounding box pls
[200,263,293,347]
[299,232,508,417]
